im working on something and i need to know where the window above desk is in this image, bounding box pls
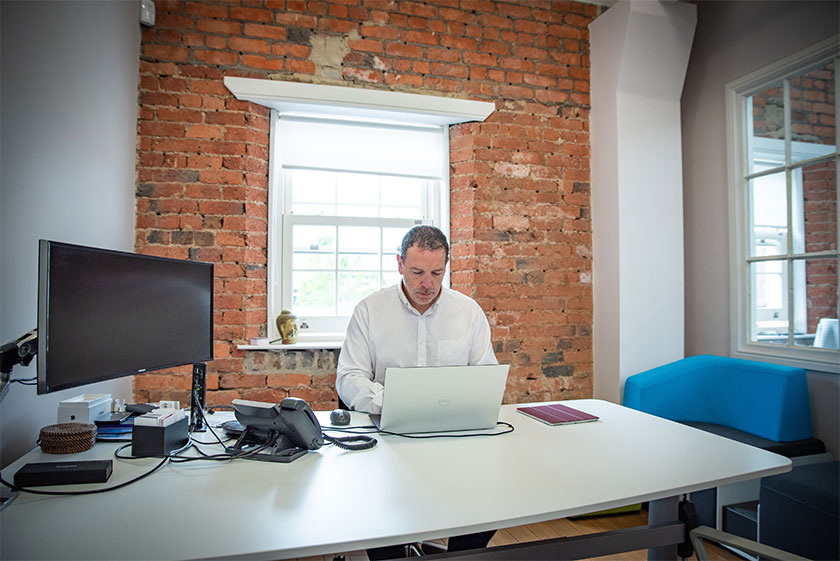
[224,78,495,344]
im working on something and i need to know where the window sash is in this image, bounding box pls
[267,114,449,342]
[726,38,839,372]
[280,215,429,335]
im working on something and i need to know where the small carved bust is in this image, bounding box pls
[276,310,298,344]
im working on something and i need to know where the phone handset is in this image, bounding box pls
[276,397,323,450]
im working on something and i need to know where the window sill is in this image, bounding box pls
[732,345,839,375]
[238,340,343,351]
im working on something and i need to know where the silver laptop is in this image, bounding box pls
[370,364,510,434]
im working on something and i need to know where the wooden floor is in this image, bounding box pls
[295,509,743,561]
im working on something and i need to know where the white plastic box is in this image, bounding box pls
[57,394,112,424]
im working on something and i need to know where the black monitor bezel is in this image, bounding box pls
[36,240,214,395]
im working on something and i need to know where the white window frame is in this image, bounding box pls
[224,78,494,347]
[273,119,445,339]
[725,36,839,373]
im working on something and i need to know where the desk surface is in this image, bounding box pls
[0,400,790,561]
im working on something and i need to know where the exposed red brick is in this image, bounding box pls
[135,0,600,407]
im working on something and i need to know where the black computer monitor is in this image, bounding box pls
[37,240,213,395]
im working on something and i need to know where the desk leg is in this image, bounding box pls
[648,496,680,560]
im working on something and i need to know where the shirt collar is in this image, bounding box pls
[397,282,445,317]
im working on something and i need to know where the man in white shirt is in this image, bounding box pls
[336,225,498,559]
[336,225,498,414]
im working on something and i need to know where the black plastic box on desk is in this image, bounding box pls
[132,417,188,457]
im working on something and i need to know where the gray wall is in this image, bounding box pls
[682,0,839,458]
[0,1,141,467]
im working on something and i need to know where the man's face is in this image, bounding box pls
[397,245,447,314]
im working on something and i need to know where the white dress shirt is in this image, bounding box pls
[336,283,498,414]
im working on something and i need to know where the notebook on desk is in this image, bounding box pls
[370,364,510,434]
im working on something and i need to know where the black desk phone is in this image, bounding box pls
[227,397,323,463]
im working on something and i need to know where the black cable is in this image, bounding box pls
[205,404,234,413]
[377,421,515,439]
[190,389,229,447]
[7,377,36,386]
[323,425,378,433]
[323,433,378,451]
[0,444,169,496]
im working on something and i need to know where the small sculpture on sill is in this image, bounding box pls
[276,310,298,345]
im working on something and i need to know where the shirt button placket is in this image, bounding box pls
[417,315,428,366]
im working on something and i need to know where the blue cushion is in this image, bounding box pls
[623,355,811,442]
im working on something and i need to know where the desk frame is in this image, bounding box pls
[0,400,791,561]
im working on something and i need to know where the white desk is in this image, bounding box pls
[0,400,790,560]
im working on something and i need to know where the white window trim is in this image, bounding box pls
[725,36,839,373]
[225,78,495,348]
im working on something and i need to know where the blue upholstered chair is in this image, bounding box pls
[622,355,826,539]
[623,354,813,443]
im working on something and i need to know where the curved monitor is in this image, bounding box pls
[37,240,214,395]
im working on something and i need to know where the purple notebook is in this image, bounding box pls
[517,403,599,426]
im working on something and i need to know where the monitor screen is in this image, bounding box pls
[37,240,214,395]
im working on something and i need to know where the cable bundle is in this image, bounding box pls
[38,423,97,454]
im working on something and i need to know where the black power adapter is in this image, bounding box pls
[14,460,112,487]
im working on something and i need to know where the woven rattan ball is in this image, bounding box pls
[38,423,97,454]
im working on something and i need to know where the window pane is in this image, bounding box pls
[383,226,410,271]
[292,225,335,272]
[289,169,335,214]
[292,271,335,316]
[292,225,336,254]
[794,159,837,254]
[381,176,425,219]
[337,173,380,217]
[790,61,836,164]
[751,260,788,345]
[339,227,380,275]
[293,252,334,269]
[338,225,379,257]
[749,83,784,174]
[338,272,380,316]
[794,257,839,348]
[383,271,401,287]
[750,172,788,256]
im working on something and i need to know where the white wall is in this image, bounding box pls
[0,1,141,467]
[681,0,839,458]
[590,0,696,402]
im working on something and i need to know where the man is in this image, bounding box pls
[337,226,498,559]
[337,225,498,414]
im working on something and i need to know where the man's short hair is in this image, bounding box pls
[400,225,449,263]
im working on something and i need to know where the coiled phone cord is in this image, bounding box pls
[322,433,378,451]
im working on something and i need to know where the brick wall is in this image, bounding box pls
[134,0,600,410]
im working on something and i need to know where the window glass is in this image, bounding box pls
[292,271,335,317]
[793,257,839,348]
[291,225,336,269]
[751,260,788,344]
[275,117,443,335]
[750,171,788,256]
[789,61,836,164]
[731,43,838,369]
[338,226,381,270]
[749,83,784,174]
[797,159,837,254]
